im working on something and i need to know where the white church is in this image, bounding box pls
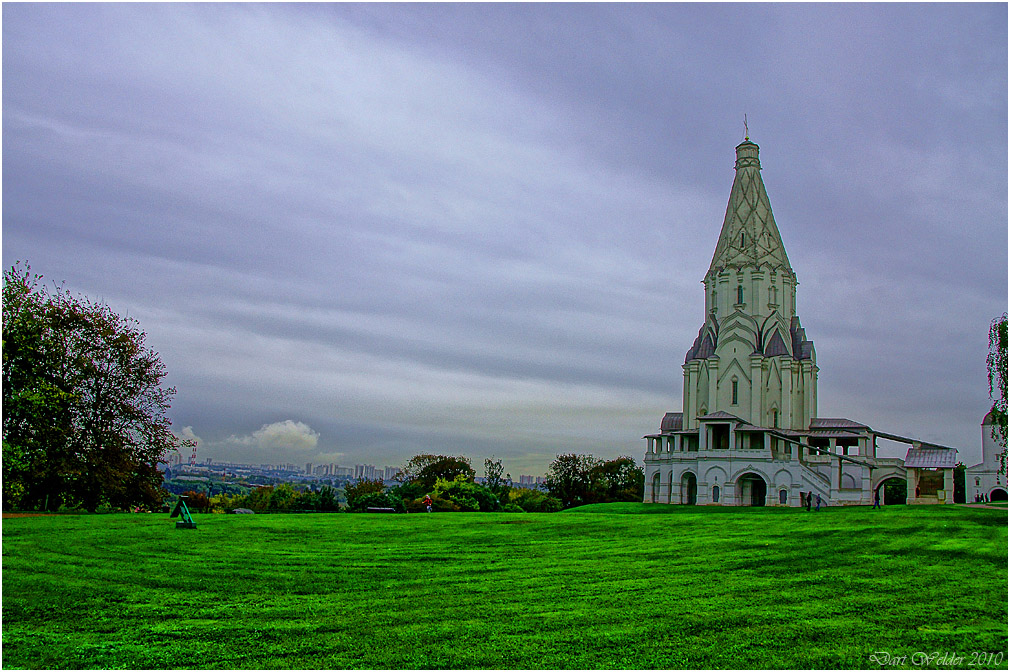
[642,138,972,507]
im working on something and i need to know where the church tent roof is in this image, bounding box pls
[707,140,792,276]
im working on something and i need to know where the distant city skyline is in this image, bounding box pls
[4,4,1006,474]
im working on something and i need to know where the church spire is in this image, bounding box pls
[707,140,792,276]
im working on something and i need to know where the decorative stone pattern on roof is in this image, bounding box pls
[904,448,958,469]
[708,141,793,275]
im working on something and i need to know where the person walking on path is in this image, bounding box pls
[423,494,433,513]
[806,492,812,512]
[873,489,881,509]
[815,493,822,512]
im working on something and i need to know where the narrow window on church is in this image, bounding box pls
[779,489,788,505]
[737,284,744,305]
[731,379,738,405]
[772,409,779,428]
[740,231,745,247]
[712,485,720,503]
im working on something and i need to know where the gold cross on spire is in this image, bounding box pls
[744,114,749,141]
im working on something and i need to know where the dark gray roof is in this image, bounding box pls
[806,429,863,438]
[810,417,869,429]
[697,411,744,422]
[789,316,814,361]
[904,448,958,469]
[685,325,717,362]
[661,412,683,432]
[764,330,789,356]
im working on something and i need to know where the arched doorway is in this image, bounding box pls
[876,478,907,505]
[681,472,697,505]
[737,473,767,506]
[990,488,1008,502]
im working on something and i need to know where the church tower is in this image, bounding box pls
[682,139,817,431]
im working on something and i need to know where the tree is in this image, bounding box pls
[343,478,389,512]
[2,263,175,511]
[953,462,966,504]
[395,454,475,489]
[987,313,1007,475]
[544,453,602,509]
[484,456,511,501]
[589,456,645,503]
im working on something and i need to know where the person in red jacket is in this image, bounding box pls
[423,494,433,513]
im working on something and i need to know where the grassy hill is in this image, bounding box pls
[3,504,1006,669]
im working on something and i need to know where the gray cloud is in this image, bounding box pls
[3,3,1006,473]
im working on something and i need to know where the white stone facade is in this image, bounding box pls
[965,412,1008,502]
[642,139,955,506]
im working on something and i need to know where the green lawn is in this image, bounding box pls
[3,504,1006,669]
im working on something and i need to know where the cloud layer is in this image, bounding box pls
[3,4,1006,473]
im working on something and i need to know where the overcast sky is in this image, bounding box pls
[4,3,1007,475]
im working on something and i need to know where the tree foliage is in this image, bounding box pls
[987,313,1007,475]
[431,475,500,512]
[483,456,511,501]
[544,453,601,509]
[2,263,175,511]
[395,453,475,489]
[508,486,562,513]
[343,478,387,510]
[544,453,645,509]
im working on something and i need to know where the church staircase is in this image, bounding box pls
[798,461,834,505]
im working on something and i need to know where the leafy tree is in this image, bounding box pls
[395,454,475,489]
[179,490,211,513]
[508,486,562,513]
[953,462,966,504]
[246,486,275,512]
[344,478,388,511]
[269,483,301,511]
[987,313,1007,475]
[2,263,175,511]
[589,456,645,503]
[883,479,907,505]
[544,453,602,509]
[305,485,340,512]
[484,456,511,501]
[431,475,500,512]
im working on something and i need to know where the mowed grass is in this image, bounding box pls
[2,504,1006,669]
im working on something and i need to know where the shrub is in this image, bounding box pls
[180,490,211,513]
[344,479,388,512]
[347,490,404,513]
[510,487,562,513]
[432,476,500,512]
[502,503,524,513]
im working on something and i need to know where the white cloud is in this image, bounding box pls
[226,420,320,453]
[170,426,202,451]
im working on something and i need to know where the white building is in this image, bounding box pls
[966,411,1008,502]
[643,138,958,506]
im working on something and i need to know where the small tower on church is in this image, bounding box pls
[682,139,817,431]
